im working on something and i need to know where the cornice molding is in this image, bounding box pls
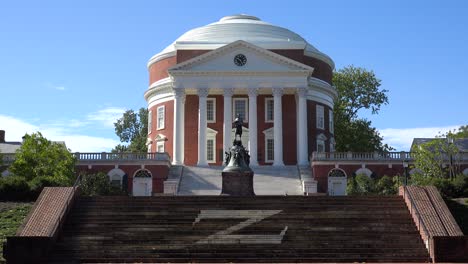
[168,40,315,74]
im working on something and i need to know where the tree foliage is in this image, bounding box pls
[412,124,467,179]
[79,172,125,196]
[113,108,148,153]
[333,65,392,152]
[9,132,76,185]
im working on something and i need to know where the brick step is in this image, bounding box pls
[46,253,430,263]
[58,236,424,244]
[62,226,419,234]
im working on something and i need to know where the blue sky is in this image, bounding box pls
[0,0,467,151]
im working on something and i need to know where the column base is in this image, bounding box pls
[196,162,209,167]
[272,162,285,167]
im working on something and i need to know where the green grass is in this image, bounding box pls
[0,204,32,263]
[446,198,468,235]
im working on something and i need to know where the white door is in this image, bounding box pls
[133,177,152,196]
[328,177,347,196]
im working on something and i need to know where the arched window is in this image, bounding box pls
[462,168,468,176]
[355,168,372,177]
[107,168,126,187]
[134,169,152,178]
[328,168,347,177]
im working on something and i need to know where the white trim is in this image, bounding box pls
[355,168,372,177]
[168,40,315,73]
[329,110,334,134]
[156,141,165,153]
[264,97,274,123]
[233,98,249,122]
[157,105,165,130]
[148,110,152,134]
[206,97,216,123]
[317,139,325,153]
[107,168,126,187]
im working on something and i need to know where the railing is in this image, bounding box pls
[312,151,414,161]
[1,152,171,164]
[75,152,170,161]
[402,186,433,254]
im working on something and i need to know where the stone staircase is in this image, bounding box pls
[46,195,430,263]
[178,166,303,195]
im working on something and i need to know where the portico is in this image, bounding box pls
[145,16,337,168]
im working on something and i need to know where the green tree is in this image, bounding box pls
[333,65,392,152]
[113,108,148,153]
[79,172,125,196]
[9,132,76,185]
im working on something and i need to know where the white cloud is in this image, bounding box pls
[379,125,461,151]
[87,107,126,128]
[55,86,65,91]
[0,114,119,152]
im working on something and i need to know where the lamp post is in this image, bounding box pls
[403,161,409,186]
[447,137,454,179]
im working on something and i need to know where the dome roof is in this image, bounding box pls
[148,14,333,68]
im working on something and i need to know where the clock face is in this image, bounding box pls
[234,54,247,66]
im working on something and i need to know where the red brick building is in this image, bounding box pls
[145,15,336,167]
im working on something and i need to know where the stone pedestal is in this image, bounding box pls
[221,170,255,196]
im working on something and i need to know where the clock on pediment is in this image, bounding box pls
[234,54,247,66]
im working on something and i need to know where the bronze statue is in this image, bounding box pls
[234,114,243,143]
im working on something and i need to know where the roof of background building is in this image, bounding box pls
[148,14,334,69]
[0,142,22,153]
[411,138,468,152]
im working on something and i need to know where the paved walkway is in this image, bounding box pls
[178,166,303,195]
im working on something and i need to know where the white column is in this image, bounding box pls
[297,88,309,165]
[197,88,209,166]
[272,88,284,166]
[173,89,185,165]
[223,88,234,162]
[248,88,259,166]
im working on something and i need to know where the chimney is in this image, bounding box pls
[0,130,5,143]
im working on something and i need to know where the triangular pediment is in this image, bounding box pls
[168,40,314,75]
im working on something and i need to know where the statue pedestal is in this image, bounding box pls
[221,171,255,196]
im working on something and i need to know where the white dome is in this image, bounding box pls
[148,15,333,68]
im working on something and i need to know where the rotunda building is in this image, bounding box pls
[145,15,337,166]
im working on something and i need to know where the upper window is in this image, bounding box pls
[207,98,216,123]
[265,98,274,122]
[316,105,324,129]
[157,106,165,130]
[233,98,248,122]
[329,110,334,133]
[148,110,152,134]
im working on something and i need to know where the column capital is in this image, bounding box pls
[223,88,234,97]
[272,88,284,97]
[197,88,209,98]
[297,87,308,97]
[174,88,185,99]
[247,88,258,97]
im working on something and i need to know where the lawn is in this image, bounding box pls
[0,203,32,263]
[446,198,468,235]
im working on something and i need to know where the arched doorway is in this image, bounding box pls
[132,169,152,196]
[328,168,347,196]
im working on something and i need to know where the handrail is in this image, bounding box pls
[50,174,81,238]
[403,186,432,250]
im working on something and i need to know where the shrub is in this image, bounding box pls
[0,176,36,201]
[79,172,126,196]
[29,176,69,194]
[375,175,397,195]
[346,174,376,195]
